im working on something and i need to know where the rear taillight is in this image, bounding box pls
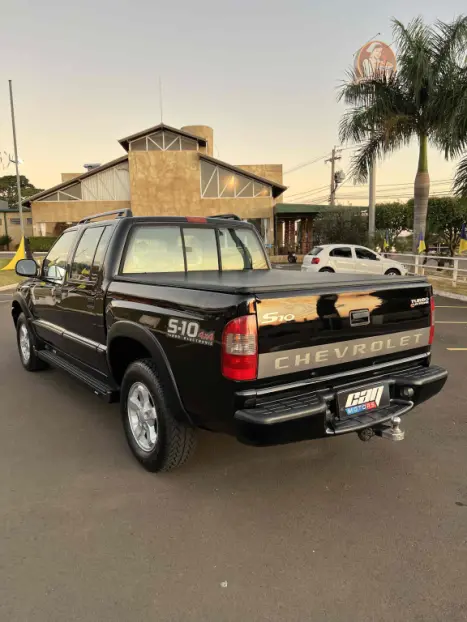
[312,257,320,265]
[222,315,258,381]
[429,296,435,345]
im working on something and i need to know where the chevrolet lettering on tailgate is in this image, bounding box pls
[257,328,431,378]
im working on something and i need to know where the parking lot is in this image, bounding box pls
[1,290,466,621]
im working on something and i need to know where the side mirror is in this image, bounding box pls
[15,258,38,277]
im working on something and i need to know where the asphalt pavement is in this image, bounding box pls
[1,291,467,621]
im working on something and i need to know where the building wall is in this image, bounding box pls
[61,173,82,183]
[0,213,33,247]
[180,125,213,156]
[128,151,275,238]
[31,200,131,235]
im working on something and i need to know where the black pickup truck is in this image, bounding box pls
[12,210,447,472]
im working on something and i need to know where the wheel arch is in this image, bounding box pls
[106,321,192,424]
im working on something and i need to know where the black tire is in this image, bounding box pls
[319,267,335,273]
[16,313,47,371]
[385,268,400,276]
[120,359,196,472]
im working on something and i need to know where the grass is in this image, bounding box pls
[0,259,24,287]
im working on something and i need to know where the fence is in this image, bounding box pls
[387,252,467,291]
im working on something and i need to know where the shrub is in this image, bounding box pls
[0,234,12,249]
[29,236,57,252]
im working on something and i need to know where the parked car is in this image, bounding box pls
[12,211,446,473]
[301,244,408,276]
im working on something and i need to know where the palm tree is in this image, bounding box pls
[338,16,467,252]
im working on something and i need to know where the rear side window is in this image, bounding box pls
[70,226,105,281]
[355,247,378,260]
[122,226,185,273]
[329,247,352,258]
[219,227,268,270]
[308,247,322,256]
[42,230,77,281]
[90,226,113,278]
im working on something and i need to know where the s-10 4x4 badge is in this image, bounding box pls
[410,297,430,308]
[166,318,215,346]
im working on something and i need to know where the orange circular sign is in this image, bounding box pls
[355,40,396,80]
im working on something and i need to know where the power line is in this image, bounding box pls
[283,152,330,175]
[286,177,453,199]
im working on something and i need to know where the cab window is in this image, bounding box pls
[70,226,107,281]
[42,230,77,282]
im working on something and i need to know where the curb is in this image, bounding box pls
[0,284,18,292]
[432,289,467,302]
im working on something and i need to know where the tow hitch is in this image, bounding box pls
[357,416,405,442]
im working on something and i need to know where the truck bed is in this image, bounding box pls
[116,270,426,294]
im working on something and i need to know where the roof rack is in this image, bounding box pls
[78,208,133,225]
[210,214,242,221]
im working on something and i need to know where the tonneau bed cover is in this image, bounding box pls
[115,270,427,295]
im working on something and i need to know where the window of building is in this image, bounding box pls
[218,227,268,270]
[42,231,77,281]
[130,131,199,152]
[27,218,32,225]
[200,160,272,199]
[329,247,352,258]
[9,218,21,225]
[184,227,219,271]
[130,137,148,151]
[70,226,106,281]
[355,247,378,260]
[38,183,82,202]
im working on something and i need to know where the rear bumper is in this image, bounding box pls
[234,364,447,446]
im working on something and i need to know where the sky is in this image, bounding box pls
[1,0,465,204]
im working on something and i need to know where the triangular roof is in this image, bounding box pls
[23,155,128,206]
[118,123,207,152]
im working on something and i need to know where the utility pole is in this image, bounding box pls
[326,147,341,206]
[9,79,24,239]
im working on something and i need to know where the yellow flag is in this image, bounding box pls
[1,237,27,271]
[417,232,426,254]
[460,224,467,254]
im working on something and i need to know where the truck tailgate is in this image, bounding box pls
[255,281,432,381]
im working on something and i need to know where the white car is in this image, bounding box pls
[301,244,407,276]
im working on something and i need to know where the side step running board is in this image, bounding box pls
[37,350,119,403]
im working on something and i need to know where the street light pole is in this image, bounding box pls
[9,79,24,239]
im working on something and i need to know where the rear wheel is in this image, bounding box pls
[120,359,196,472]
[319,267,335,273]
[16,313,47,371]
[385,268,400,276]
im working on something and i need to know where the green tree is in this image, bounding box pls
[408,196,467,255]
[338,16,467,253]
[375,202,411,246]
[0,175,43,209]
[313,207,368,246]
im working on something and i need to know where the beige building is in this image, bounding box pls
[25,124,286,245]
[0,202,33,248]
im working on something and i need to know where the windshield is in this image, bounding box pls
[121,225,268,274]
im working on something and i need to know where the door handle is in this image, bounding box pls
[86,299,95,309]
[51,287,62,302]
